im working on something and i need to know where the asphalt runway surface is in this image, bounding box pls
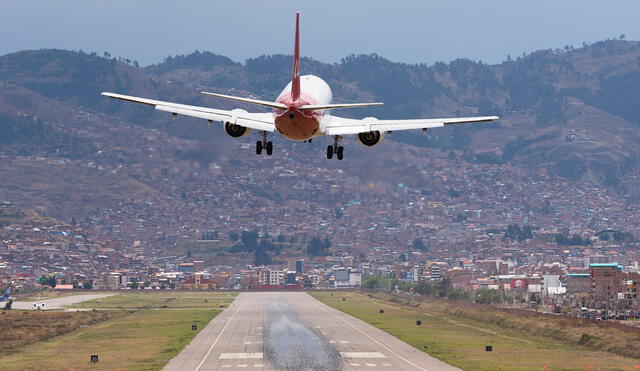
[164,292,459,371]
[12,293,115,310]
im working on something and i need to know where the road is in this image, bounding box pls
[12,293,115,310]
[164,292,459,371]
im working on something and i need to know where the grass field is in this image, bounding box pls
[0,310,118,358]
[70,291,237,310]
[311,291,640,371]
[17,289,82,301]
[0,291,237,371]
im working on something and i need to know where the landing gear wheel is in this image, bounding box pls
[337,146,344,160]
[326,145,334,159]
[256,141,263,155]
[266,141,273,156]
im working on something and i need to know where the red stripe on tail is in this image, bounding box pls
[291,12,301,102]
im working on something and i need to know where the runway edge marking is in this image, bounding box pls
[194,294,244,371]
[311,293,435,371]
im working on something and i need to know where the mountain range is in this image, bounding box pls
[1,39,640,220]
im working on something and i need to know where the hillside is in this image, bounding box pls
[0,40,639,226]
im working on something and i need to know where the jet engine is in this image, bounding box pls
[224,122,252,138]
[357,130,384,146]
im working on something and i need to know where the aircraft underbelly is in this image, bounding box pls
[275,110,320,140]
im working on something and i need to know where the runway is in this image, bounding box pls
[11,293,115,310]
[164,292,459,371]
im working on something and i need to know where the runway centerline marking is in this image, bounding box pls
[193,295,244,371]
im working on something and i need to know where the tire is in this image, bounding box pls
[337,146,344,160]
[266,141,273,156]
[256,141,263,155]
[326,145,334,159]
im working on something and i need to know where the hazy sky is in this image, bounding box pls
[3,1,640,66]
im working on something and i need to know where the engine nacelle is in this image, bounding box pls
[357,130,384,146]
[224,122,252,138]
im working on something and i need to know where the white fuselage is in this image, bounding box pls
[272,75,332,140]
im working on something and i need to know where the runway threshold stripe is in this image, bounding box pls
[219,353,263,359]
[341,352,386,358]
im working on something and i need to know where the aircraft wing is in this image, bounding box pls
[323,115,499,136]
[101,92,275,132]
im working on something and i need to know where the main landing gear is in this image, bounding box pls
[327,136,344,160]
[256,131,273,156]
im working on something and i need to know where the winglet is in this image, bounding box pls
[291,12,301,102]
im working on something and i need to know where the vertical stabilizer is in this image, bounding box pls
[291,12,301,102]
[1,283,11,299]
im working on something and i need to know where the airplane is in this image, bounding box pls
[102,12,498,160]
[1,282,13,310]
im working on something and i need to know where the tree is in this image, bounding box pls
[240,230,259,251]
[412,238,428,251]
[254,245,271,266]
[128,281,139,289]
[307,235,331,256]
[334,208,343,219]
[503,224,534,242]
[38,274,56,288]
[476,289,501,304]
[229,231,239,242]
[82,281,93,290]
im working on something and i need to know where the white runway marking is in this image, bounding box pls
[238,364,247,368]
[351,363,361,366]
[329,340,336,344]
[254,364,263,368]
[340,340,349,344]
[194,295,245,371]
[323,300,432,370]
[366,363,377,367]
[221,365,231,368]
[341,352,387,358]
[219,353,263,359]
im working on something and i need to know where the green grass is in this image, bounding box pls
[70,291,236,310]
[0,310,119,358]
[311,292,639,371]
[0,291,237,370]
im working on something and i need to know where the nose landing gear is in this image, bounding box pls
[327,136,344,160]
[256,131,273,156]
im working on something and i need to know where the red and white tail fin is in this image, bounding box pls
[198,12,382,111]
[291,12,301,102]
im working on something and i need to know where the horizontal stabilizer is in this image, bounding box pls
[202,91,287,110]
[299,102,384,111]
